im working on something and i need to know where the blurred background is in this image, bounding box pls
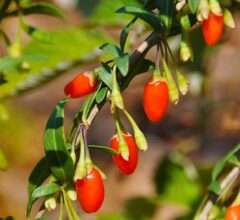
[0,0,240,219]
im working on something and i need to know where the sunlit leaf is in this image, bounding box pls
[88,145,118,154]
[44,98,74,182]
[116,6,162,31]
[32,183,61,199]
[5,2,66,20]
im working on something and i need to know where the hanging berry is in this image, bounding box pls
[64,71,98,98]
[143,79,169,122]
[224,204,240,220]
[110,133,138,175]
[202,12,223,46]
[75,168,104,213]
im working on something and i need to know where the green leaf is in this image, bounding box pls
[44,98,74,182]
[208,181,221,194]
[96,87,108,104]
[157,0,175,32]
[116,6,162,31]
[32,183,61,199]
[114,53,129,76]
[88,145,118,155]
[95,67,112,90]
[0,148,8,171]
[120,17,137,52]
[27,157,51,217]
[82,84,103,123]
[228,155,239,165]
[5,2,66,20]
[212,143,240,182]
[100,43,122,57]
[188,0,200,14]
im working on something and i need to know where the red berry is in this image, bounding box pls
[224,204,240,220]
[64,71,98,98]
[202,12,224,46]
[75,168,104,213]
[143,80,169,122]
[110,133,138,175]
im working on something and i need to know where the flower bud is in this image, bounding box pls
[67,188,77,201]
[44,196,57,211]
[162,58,179,105]
[209,0,222,16]
[176,69,189,95]
[223,9,235,28]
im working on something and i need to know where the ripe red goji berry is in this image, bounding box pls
[110,133,138,175]
[64,71,98,98]
[202,12,224,46]
[224,204,240,220]
[143,80,169,122]
[75,168,104,213]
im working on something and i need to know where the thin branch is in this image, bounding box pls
[69,31,158,147]
[195,167,240,220]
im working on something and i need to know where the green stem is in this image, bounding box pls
[62,190,75,220]
[66,192,82,220]
[58,194,63,220]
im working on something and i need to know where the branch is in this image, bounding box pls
[195,167,240,220]
[69,31,158,146]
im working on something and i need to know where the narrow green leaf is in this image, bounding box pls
[95,67,112,90]
[100,43,122,57]
[0,148,8,171]
[157,0,175,32]
[27,157,51,217]
[82,84,103,123]
[228,155,239,165]
[114,53,129,76]
[212,143,240,181]
[32,183,61,199]
[116,6,162,31]
[96,87,108,104]
[44,98,74,182]
[88,145,118,155]
[120,17,137,52]
[5,2,66,20]
[208,181,221,194]
[188,0,200,14]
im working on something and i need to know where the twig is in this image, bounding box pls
[195,167,240,220]
[69,31,158,147]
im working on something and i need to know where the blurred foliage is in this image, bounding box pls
[154,152,202,207]
[0,28,113,98]
[0,147,8,171]
[87,0,141,25]
[124,197,156,220]
[0,103,38,165]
